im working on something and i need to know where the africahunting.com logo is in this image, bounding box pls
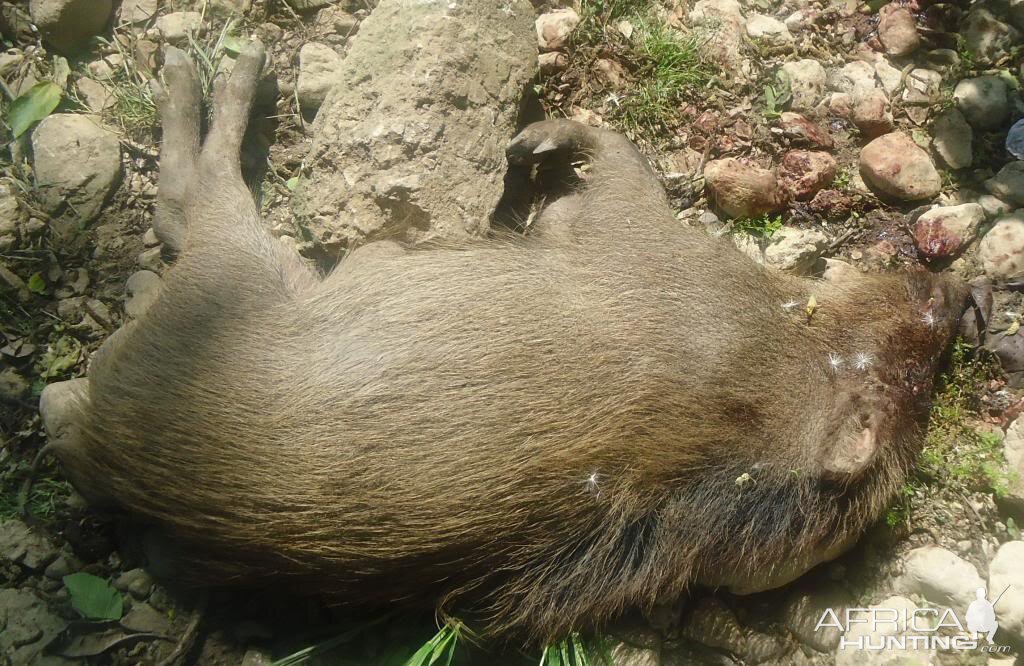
[816,586,1012,653]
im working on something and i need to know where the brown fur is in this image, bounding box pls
[46,44,966,642]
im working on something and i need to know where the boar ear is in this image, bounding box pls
[818,398,880,480]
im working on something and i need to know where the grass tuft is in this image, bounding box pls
[731,213,783,239]
[920,339,1014,496]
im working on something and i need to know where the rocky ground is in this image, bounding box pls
[0,0,1023,664]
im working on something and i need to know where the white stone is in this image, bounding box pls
[746,14,792,41]
[988,541,1024,642]
[896,545,984,609]
[156,11,203,42]
[986,162,1024,206]
[979,213,1024,279]
[835,596,934,666]
[954,76,1010,130]
[763,227,828,274]
[1002,418,1024,514]
[931,108,973,170]
[296,42,342,114]
[828,61,877,97]
[535,8,579,52]
[780,59,826,111]
[32,114,121,222]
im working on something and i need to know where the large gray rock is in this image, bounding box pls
[32,114,121,223]
[988,541,1024,642]
[295,0,536,255]
[986,161,1024,206]
[1002,417,1024,515]
[979,213,1024,279]
[895,545,984,609]
[954,76,1009,130]
[0,519,57,571]
[779,59,826,111]
[29,0,112,54]
[0,588,69,664]
[962,7,1022,63]
[931,108,973,169]
[834,596,934,666]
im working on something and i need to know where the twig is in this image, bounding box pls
[157,591,209,666]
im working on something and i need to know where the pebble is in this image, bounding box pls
[138,246,165,273]
[125,270,162,319]
[119,0,157,24]
[538,51,568,75]
[114,568,154,600]
[156,11,203,42]
[704,158,784,219]
[977,213,1024,279]
[0,368,29,403]
[0,588,68,663]
[297,42,342,114]
[778,150,836,201]
[1008,119,1024,160]
[784,583,850,652]
[835,596,934,666]
[912,203,984,259]
[988,541,1024,641]
[32,114,122,222]
[765,227,829,274]
[1000,419,1024,514]
[680,597,787,663]
[829,60,877,98]
[954,76,1010,130]
[986,161,1024,206]
[962,7,1022,63]
[896,545,984,608]
[931,108,973,169]
[0,519,57,572]
[858,132,941,201]
[780,60,826,111]
[29,0,112,54]
[535,8,579,52]
[746,14,793,42]
[779,111,834,149]
[977,194,1012,220]
[878,4,920,56]
[851,89,892,139]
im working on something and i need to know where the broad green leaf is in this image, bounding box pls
[285,176,300,191]
[63,573,123,620]
[26,272,46,294]
[7,81,62,137]
[221,34,250,56]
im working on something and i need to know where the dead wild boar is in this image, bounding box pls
[40,42,967,642]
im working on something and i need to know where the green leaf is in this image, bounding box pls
[6,81,62,137]
[285,176,300,191]
[26,272,46,294]
[221,34,250,56]
[63,573,123,621]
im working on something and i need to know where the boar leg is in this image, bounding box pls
[156,42,315,295]
[507,120,674,239]
[151,48,201,254]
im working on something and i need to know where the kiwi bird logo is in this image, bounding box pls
[966,586,1009,644]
